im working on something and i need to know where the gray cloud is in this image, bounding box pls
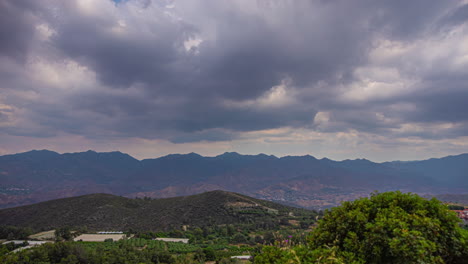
[0,0,468,149]
[0,0,39,62]
[437,3,468,29]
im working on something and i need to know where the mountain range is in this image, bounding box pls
[1,150,467,209]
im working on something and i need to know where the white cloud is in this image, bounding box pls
[224,79,297,110]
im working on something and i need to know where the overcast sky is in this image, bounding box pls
[1,0,468,161]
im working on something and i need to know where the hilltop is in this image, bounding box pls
[0,190,316,232]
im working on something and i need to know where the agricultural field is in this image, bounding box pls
[28,230,55,241]
[74,234,126,242]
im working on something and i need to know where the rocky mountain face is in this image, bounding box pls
[1,150,467,209]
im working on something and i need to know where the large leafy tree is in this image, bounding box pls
[255,191,468,264]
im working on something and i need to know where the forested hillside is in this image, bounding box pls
[0,190,316,232]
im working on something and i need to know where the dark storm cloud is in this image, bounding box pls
[49,2,194,88]
[48,0,370,98]
[1,0,468,145]
[0,0,40,62]
[25,0,367,141]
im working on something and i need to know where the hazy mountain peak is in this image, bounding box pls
[158,152,203,160]
[19,149,59,155]
[1,149,467,209]
[217,152,242,157]
[281,154,317,161]
[6,149,60,160]
[256,153,278,158]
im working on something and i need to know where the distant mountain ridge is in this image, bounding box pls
[0,190,316,232]
[0,150,467,209]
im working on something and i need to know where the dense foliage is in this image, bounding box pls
[55,227,73,241]
[0,241,29,256]
[0,191,317,232]
[255,191,468,264]
[0,226,32,240]
[4,191,466,263]
[0,217,313,263]
[0,239,255,264]
[447,205,465,210]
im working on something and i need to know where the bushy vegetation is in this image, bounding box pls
[4,191,466,263]
[0,191,317,233]
[0,226,32,240]
[448,204,465,210]
[255,191,468,264]
[0,238,256,263]
[0,214,314,263]
[0,241,29,256]
[0,192,316,263]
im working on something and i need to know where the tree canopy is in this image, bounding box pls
[255,191,468,264]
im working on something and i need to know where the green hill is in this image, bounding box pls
[0,190,316,232]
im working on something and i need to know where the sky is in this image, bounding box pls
[1,0,468,162]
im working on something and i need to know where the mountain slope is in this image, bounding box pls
[0,150,466,209]
[383,153,468,188]
[0,191,316,232]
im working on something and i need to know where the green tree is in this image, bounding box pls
[55,227,73,241]
[203,247,216,261]
[256,191,468,264]
[231,233,247,244]
[448,205,465,210]
[309,191,468,263]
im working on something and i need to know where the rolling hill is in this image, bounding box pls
[0,190,316,232]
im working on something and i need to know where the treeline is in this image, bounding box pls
[134,220,313,245]
[0,226,32,240]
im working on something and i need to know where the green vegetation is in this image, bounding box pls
[0,191,317,232]
[55,227,73,242]
[0,211,314,263]
[0,226,32,240]
[0,191,318,263]
[255,191,468,264]
[3,191,467,263]
[448,204,465,210]
[0,241,29,256]
[0,206,315,263]
[0,238,257,263]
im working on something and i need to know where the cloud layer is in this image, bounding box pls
[1,0,468,161]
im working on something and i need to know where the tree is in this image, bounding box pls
[55,227,73,241]
[256,191,468,264]
[263,231,275,245]
[230,233,248,244]
[203,247,217,261]
[308,191,468,263]
[448,205,465,210]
